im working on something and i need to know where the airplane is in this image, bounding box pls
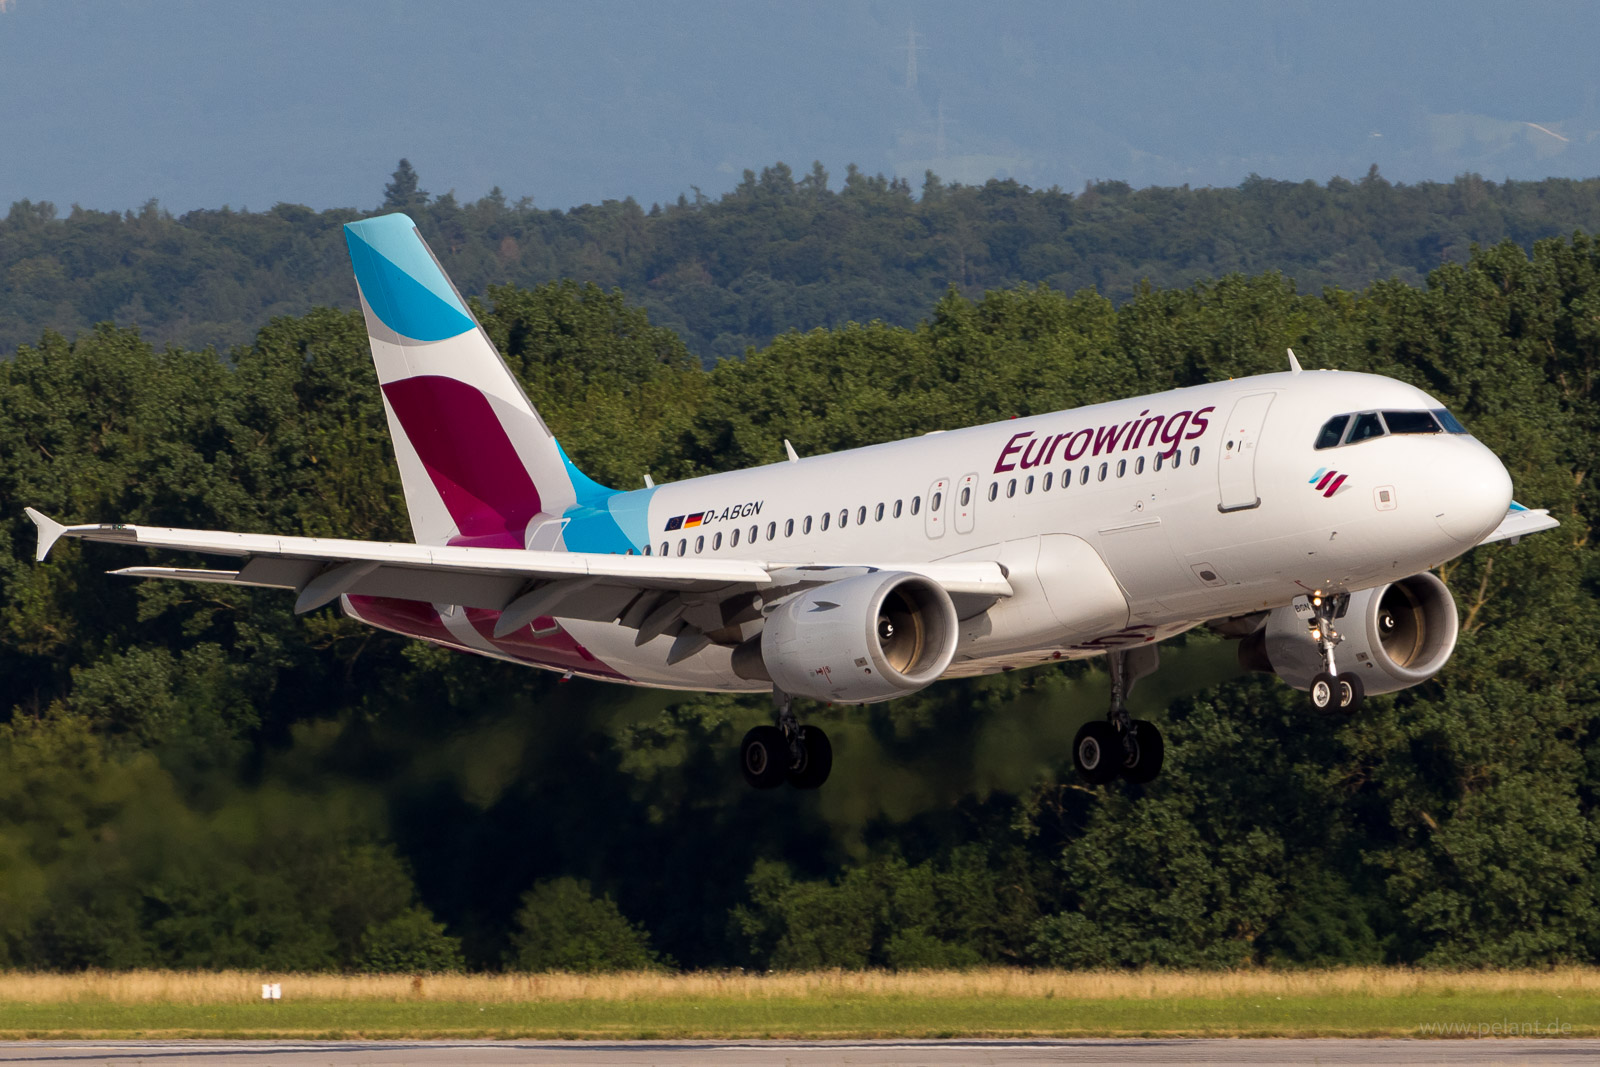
[26,213,1561,791]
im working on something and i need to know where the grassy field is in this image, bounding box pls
[0,968,1595,1040]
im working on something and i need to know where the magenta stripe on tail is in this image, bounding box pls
[381,376,542,541]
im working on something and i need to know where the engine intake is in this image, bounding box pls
[738,572,959,704]
[1239,572,1459,696]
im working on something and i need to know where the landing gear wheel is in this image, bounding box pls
[740,725,789,789]
[787,726,832,790]
[1073,721,1122,785]
[1336,672,1365,713]
[1120,720,1165,784]
[1308,672,1338,711]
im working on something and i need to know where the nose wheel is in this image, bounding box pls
[740,689,832,790]
[1305,593,1364,713]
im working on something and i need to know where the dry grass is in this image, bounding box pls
[3,967,1599,1005]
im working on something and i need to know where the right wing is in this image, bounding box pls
[25,509,1011,640]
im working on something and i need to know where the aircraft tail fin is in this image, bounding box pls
[343,213,599,547]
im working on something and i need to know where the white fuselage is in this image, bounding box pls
[524,369,1511,691]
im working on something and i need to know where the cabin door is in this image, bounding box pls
[1216,392,1275,513]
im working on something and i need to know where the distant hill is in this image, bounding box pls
[6,163,1600,362]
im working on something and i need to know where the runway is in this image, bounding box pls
[0,1039,1596,1065]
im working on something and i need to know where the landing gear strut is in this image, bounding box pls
[741,688,832,790]
[1073,645,1165,785]
[1304,593,1363,713]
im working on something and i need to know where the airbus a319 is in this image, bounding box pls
[27,214,1559,790]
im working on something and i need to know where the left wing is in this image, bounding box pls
[24,509,1012,636]
[1476,502,1561,547]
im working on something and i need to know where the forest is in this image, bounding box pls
[1,167,1599,972]
[10,160,1600,362]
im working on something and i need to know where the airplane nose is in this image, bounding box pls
[1432,443,1513,544]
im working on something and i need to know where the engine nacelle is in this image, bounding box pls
[1240,572,1459,696]
[741,572,959,704]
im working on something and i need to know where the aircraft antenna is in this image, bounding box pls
[784,439,800,463]
[1287,348,1303,374]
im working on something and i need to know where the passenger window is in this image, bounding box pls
[1190,446,1200,465]
[960,487,972,506]
[1116,459,1126,478]
[644,545,652,556]
[767,521,776,540]
[677,539,686,556]
[1080,465,1090,484]
[874,503,884,521]
[749,524,757,543]
[893,500,903,518]
[659,542,667,556]
[1007,479,1017,498]
[695,536,705,553]
[1315,414,1350,450]
[1432,408,1469,434]
[1098,462,1108,481]
[839,509,849,528]
[911,496,921,515]
[1154,452,1164,471]
[1025,475,1035,494]
[856,506,867,525]
[1172,450,1182,468]
[1062,468,1072,487]
[1348,412,1386,444]
[803,516,813,534]
[931,491,943,511]
[714,532,724,550]
[821,512,831,531]
[1135,456,1145,475]
[1383,410,1441,435]
[1042,472,1053,491]
[988,483,999,502]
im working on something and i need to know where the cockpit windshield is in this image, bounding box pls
[1313,408,1469,450]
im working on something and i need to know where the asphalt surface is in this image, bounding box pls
[0,1040,1597,1065]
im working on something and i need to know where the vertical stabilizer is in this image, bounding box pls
[344,214,586,547]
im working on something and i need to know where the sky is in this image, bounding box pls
[2,0,1599,215]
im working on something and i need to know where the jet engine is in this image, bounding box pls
[1239,572,1459,695]
[734,571,959,704]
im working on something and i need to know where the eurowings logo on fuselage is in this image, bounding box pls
[1309,468,1349,498]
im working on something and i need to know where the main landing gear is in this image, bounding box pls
[1304,593,1364,714]
[1074,645,1165,786]
[741,688,832,790]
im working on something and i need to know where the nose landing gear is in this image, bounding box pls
[1073,645,1166,785]
[1305,593,1364,713]
[740,688,832,790]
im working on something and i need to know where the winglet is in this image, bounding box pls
[24,507,67,562]
[1287,348,1303,374]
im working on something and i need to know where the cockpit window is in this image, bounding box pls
[1347,412,1386,444]
[1382,410,1441,435]
[1314,414,1350,450]
[1432,408,1469,434]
